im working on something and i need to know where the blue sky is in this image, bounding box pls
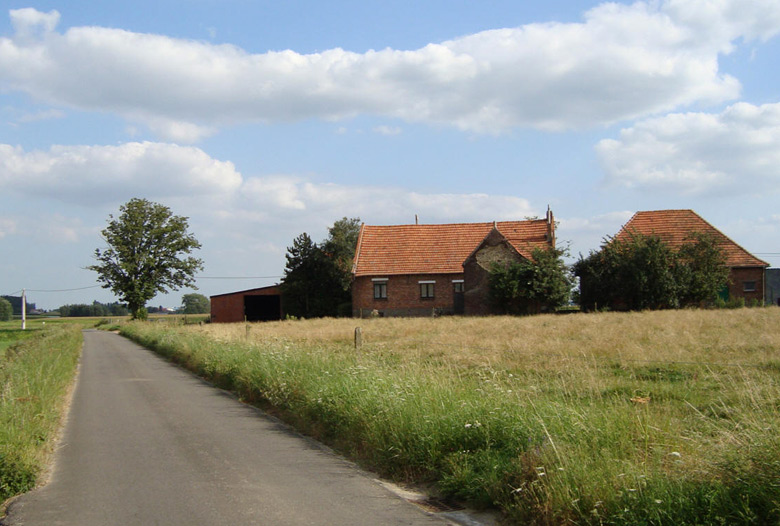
[2,0,780,310]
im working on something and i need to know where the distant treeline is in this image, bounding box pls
[0,296,36,316]
[58,301,130,317]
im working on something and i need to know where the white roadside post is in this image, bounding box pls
[21,288,26,330]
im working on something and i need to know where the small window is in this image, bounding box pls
[374,282,387,299]
[420,282,435,299]
[453,282,464,293]
[743,281,756,292]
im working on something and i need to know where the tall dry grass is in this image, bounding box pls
[0,325,82,504]
[199,308,780,366]
[122,308,780,524]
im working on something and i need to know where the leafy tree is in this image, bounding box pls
[107,302,130,316]
[59,303,101,317]
[281,232,348,318]
[58,301,129,317]
[489,246,572,314]
[321,217,361,291]
[676,232,730,306]
[87,198,203,320]
[616,234,680,310]
[0,297,12,321]
[0,296,34,316]
[281,218,360,318]
[574,232,728,311]
[181,293,210,314]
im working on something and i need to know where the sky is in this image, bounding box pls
[2,0,780,311]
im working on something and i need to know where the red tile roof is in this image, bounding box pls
[352,220,551,277]
[615,210,767,268]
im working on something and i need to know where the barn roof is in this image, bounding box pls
[352,219,552,277]
[210,285,281,299]
[615,210,768,268]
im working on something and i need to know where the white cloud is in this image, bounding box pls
[0,141,242,205]
[558,211,635,256]
[143,117,217,143]
[597,101,780,196]
[1,1,776,137]
[234,177,536,225]
[9,8,59,41]
[559,211,635,235]
[0,138,539,238]
[36,214,83,243]
[241,176,307,211]
[0,216,17,239]
[373,125,402,136]
[17,108,65,123]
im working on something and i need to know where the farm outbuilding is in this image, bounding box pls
[351,210,556,317]
[766,269,780,306]
[612,210,769,304]
[210,286,283,323]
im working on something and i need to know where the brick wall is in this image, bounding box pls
[352,274,461,317]
[728,267,766,304]
[463,230,523,315]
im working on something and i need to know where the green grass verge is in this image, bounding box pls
[119,316,780,525]
[0,325,82,503]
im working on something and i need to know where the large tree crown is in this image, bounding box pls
[88,198,203,318]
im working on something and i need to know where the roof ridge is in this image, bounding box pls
[682,210,770,267]
[616,209,768,267]
[362,218,547,228]
[351,223,365,275]
[353,218,552,277]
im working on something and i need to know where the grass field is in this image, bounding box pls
[0,322,83,504]
[120,309,780,524]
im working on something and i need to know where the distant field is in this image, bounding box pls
[121,309,780,524]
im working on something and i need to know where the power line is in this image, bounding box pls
[26,285,103,293]
[7,277,282,295]
[1,290,23,297]
[197,276,283,280]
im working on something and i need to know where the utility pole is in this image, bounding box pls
[21,288,26,330]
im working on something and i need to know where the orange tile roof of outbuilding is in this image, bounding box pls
[615,210,768,268]
[352,220,551,277]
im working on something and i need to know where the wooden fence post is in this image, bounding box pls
[354,327,362,350]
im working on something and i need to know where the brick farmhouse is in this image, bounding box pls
[351,210,556,317]
[613,209,769,303]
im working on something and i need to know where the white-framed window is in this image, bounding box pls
[372,278,388,299]
[419,280,435,299]
[452,279,465,293]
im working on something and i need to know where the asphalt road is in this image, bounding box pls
[2,330,449,526]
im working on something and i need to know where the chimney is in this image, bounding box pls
[415,214,419,225]
[546,205,555,247]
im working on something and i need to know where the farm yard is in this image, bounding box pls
[121,308,780,525]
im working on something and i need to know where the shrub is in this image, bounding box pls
[489,247,572,314]
[574,232,729,311]
[0,297,12,321]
